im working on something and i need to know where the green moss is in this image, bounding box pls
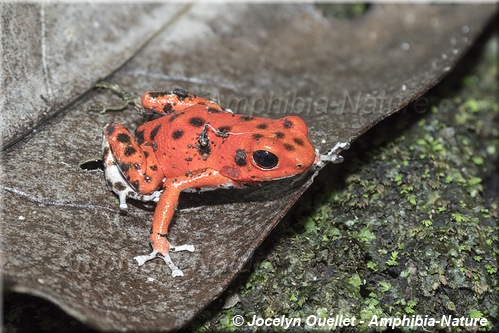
[190,33,498,333]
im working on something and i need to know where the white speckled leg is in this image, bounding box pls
[134,244,195,277]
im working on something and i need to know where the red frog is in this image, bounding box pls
[102,87,348,276]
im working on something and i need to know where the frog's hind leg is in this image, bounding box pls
[103,122,164,203]
[89,83,140,114]
[141,88,225,116]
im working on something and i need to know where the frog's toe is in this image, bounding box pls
[118,192,128,210]
[171,244,195,252]
[171,269,184,277]
[134,250,159,266]
[160,253,184,277]
[162,244,195,277]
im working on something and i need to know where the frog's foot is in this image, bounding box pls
[88,82,141,114]
[95,82,139,104]
[88,103,130,114]
[316,142,350,168]
[134,244,195,277]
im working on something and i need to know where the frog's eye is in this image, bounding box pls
[252,150,278,169]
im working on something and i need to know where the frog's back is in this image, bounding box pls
[137,105,239,177]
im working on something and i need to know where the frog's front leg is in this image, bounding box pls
[134,169,238,277]
[103,122,164,208]
[315,141,351,169]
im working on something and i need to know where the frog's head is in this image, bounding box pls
[221,116,317,183]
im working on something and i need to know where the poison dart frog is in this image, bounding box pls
[102,87,349,277]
